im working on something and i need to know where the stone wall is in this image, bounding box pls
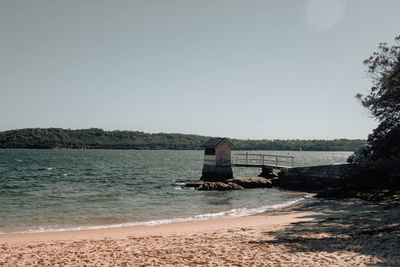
[279,160,400,191]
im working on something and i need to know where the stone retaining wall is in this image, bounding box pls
[279,160,400,191]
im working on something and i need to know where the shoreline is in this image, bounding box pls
[0,192,314,236]
[0,208,315,244]
[2,197,400,266]
[0,197,316,244]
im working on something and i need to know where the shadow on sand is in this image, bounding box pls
[252,198,400,266]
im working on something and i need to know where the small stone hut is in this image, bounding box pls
[200,138,233,181]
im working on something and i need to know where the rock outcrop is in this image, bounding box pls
[270,177,280,186]
[184,176,278,191]
[226,177,272,188]
[259,167,279,179]
[184,182,203,188]
[197,182,244,191]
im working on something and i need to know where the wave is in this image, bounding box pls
[1,194,315,234]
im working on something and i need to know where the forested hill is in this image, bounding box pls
[0,128,367,151]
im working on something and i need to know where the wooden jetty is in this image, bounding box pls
[231,153,295,169]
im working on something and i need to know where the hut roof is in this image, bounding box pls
[201,138,233,148]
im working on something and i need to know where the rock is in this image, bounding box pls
[197,182,220,191]
[270,177,280,186]
[226,182,245,190]
[196,182,244,191]
[227,177,272,188]
[184,182,203,188]
[266,172,279,179]
[259,171,278,179]
[259,167,275,178]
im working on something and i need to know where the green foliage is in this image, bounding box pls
[357,35,400,156]
[0,128,366,151]
[232,139,365,151]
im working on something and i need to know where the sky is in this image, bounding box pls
[0,0,399,140]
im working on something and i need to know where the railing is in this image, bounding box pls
[232,152,295,168]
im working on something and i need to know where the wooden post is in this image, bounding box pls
[261,154,264,165]
[291,157,294,168]
[275,156,278,167]
[246,152,248,165]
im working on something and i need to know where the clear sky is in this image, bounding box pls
[1,0,399,139]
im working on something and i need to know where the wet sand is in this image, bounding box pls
[1,198,399,266]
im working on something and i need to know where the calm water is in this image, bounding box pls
[0,149,351,233]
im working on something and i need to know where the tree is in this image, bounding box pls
[357,35,400,159]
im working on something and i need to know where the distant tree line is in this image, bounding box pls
[0,128,366,151]
[233,139,366,151]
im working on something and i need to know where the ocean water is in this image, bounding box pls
[0,149,352,234]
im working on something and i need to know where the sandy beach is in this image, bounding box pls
[1,198,399,266]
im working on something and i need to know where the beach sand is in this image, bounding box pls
[1,198,400,266]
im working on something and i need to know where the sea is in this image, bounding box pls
[0,149,352,234]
